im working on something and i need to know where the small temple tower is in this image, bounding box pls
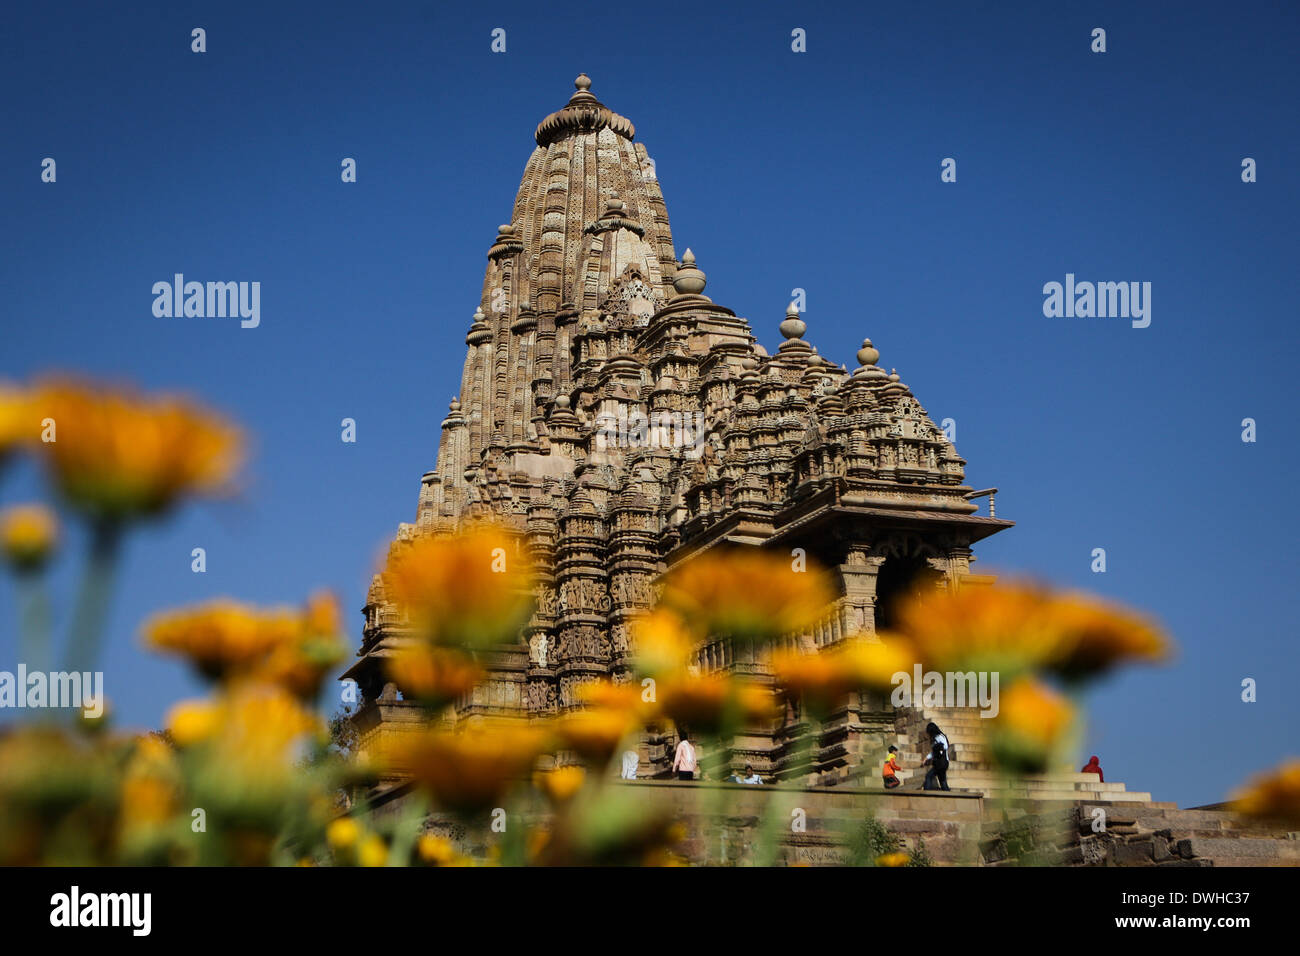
[343,75,1013,784]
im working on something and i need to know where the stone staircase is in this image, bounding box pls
[878,705,1159,804]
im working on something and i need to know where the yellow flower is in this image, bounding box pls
[0,503,58,571]
[326,817,362,851]
[358,833,388,867]
[0,384,33,462]
[631,609,697,679]
[657,675,776,735]
[573,679,646,715]
[894,581,1170,682]
[145,593,344,692]
[145,600,291,681]
[165,698,220,746]
[417,833,458,865]
[31,379,242,521]
[555,709,633,765]
[385,724,547,813]
[988,678,1075,775]
[535,765,587,803]
[875,851,911,867]
[255,591,348,699]
[382,526,535,649]
[385,643,484,708]
[119,736,181,832]
[771,636,915,718]
[658,548,834,642]
[1230,759,1300,828]
[169,683,320,777]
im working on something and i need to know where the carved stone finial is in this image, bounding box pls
[575,73,592,93]
[779,304,807,340]
[673,248,707,296]
[857,338,880,367]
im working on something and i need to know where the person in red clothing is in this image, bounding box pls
[1081,755,1104,782]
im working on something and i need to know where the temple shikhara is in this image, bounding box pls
[344,72,1022,781]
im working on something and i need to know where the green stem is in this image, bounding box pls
[16,570,53,677]
[63,520,122,675]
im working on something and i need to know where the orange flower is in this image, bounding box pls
[875,851,911,867]
[0,384,33,462]
[1230,759,1300,828]
[988,678,1075,775]
[385,643,484,708]
[535,765,587,804]
[631,609,697,679]
[893,581,1170,682]
[573,679,646,715]
[771,636,915,717]
[386,725,547,813]
[0,503,58,572]
[382,526,535,649]
[145,593,344,693]
[166,683,320,773]
[658,548,834,642]
[31,378,242,521]
[658,675,776,734]
[555,708,634,765]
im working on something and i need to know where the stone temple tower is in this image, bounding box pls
[344,75,1013,783]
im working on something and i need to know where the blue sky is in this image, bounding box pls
[2,1,1296,809]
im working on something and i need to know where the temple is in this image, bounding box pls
[340,75,1300,867]
[342,72,1023,782]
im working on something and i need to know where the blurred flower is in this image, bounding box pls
[165,699,220,747]
[417,833,458,865]
[1231,759,1300,828]
[382,526,535,649]
[987,678,1075,775]
[326,817,362,852]
[1041,594,1170,681]
[385,643,483,709]
[658,548,834,642]
[771,636,915,718]
[31,379,242,521]
[0,503,58,572]
[875,851,910,867]
[631,609,696,679]
[357,833,388,867]
[573,679,646,715]
[386,725,547,813]
[658,675,776,735]
[893,582,1170,682]
[118,737,182,856]
[145,594,343,692]
[535,765,586,804]
[555,709,633,766]
[255,591,348,699]
[0,384,33,463]
[167,683,320,772]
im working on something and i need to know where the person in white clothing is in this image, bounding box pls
[673,730,697,780]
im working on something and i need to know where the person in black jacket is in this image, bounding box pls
[922,722,951,791]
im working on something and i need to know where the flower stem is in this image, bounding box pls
[63,520,122,675]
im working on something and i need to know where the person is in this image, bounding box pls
[882,745,902,789]
[922,722,951,791]
[673,730,697,781]
[1081,755,1104,782]
[620,749,639,780]
[731,763,762,785]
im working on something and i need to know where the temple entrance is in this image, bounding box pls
[874,555,941,631]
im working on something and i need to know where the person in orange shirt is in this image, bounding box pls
[883,745,902,789]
